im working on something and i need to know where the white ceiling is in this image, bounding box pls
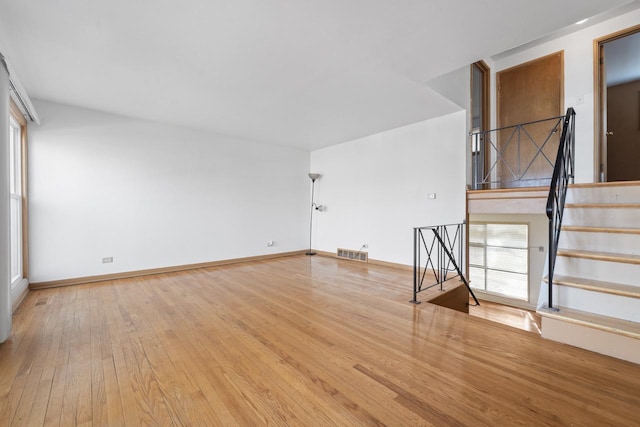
[0,0,634,150]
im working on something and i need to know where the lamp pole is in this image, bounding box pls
[306,173,320,255]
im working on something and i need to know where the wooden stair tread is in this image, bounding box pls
[537,305,640,339]
[565,203,640,209]
[544,274,640,299]
[568,181,640,189]
[557,249,640,265]
[562,225,640,235]
[466,186,548,195]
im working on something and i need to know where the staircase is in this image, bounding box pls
[538,181,640,364]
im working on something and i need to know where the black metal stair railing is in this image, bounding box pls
[545,108,576,310]
[470,115,565,189]
[411,222,479,306]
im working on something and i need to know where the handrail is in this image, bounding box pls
[545,108,576,310]
[411,222,479,306]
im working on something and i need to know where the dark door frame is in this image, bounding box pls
[594,23,640,182]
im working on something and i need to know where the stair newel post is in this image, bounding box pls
[411,228,420,304]
[436,226,440,291]
[548,214,554,309]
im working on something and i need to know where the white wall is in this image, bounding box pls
[310,110,466,266]
[489,7,640,183]
[28,101,309,283]
[0,63,11,342]
[425,66,474,186]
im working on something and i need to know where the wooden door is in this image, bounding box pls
[600,28,640,182]
[606,82,640,181]
[496,52,563,188]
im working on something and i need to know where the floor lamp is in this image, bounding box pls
[306,173,320,255]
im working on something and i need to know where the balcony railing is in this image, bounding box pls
[411,222,479,306]
[470,115,565,190]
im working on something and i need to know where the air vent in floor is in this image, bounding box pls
[336,248,368,263]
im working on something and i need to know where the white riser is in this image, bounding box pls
[554,256,640,287]
[541,317,640,364]
[559,231,640,256]
[563,208,640,228]
[567,185,640,204]
[551,286,640,323]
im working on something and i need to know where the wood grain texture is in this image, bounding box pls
[562,225,640,235]
[546,274,640,299]
[565,203,640,209]
[3,256,640,426]
[497,52,563,188]
[469,299,541,334]
[29,250,307,290]
[538,305,640,339]
[557,249,640,265]
[569,180,640,188]
[606,79,640,181]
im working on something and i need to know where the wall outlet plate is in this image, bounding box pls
[102,257,113,263]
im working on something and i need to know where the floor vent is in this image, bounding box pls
[336,248,368,263]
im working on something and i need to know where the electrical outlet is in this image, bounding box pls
[267,241,274,247]
[102,257,113,263]
[428,193,437,199]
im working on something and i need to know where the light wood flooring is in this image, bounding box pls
[2,255,640,426]
[469,300,542,334]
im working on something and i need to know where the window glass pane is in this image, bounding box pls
[469,267,486,291]
[486,270,528,300]
[486,223,527,248]
[469,245,485,266]
[9,120,21,196]
[486,247,528,272]
[469,223,486,244]
[469,222,529,301]
[9,125,16,193]
[9,116,23,287]
[10,196,21,285]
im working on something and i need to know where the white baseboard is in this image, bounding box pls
[11,278,29,312]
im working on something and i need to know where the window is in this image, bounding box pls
[9,99,27,292]
[469,222,529,300]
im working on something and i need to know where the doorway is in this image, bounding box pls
[596,25,640,182]
[470,61,490,189]
[496,52,563,188]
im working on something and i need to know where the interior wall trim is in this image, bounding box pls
[29,250,307,290]
[11,282,29,313]
[315,250,412,271]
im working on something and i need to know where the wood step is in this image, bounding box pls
[562,226,640,235]
[557,249,640,265]
[544,275,640,299]
[565,203,640,209]
[568,180,640,189]
[538,305,640,340]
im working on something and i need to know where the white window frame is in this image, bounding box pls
[9,116,23,289]
[469,221,530,301]
[8,98,29,308]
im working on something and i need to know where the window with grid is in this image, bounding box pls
[469,222,529,300]
[9,116,22,289]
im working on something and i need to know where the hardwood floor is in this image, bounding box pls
[2,255,640,426]
[469,300,542,334]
